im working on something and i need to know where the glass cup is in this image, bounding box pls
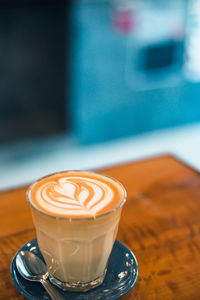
[27,171,126,292]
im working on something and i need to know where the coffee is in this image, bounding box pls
[29,171,124,218]
[27,171,126,291]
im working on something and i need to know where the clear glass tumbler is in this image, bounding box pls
[27,171,126,292]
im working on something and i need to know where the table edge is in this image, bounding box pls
[0,153,198,195]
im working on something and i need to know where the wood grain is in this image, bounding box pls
[1,154,200,299]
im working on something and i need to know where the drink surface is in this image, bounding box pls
[28,171,125,218]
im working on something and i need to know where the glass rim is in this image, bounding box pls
[26,170,127,221]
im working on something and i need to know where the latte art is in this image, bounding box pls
[29,171,125,218]
[37,177,113,217]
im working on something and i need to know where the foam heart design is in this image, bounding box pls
[35,176,114,217]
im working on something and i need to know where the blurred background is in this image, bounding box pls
[0,0,200,190]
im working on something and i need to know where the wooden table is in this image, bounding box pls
[1,154,200,299]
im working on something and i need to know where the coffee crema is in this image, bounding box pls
[28,171,125,218]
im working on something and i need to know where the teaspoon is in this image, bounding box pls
[16,250,65,300]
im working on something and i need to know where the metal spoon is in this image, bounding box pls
[16,250,65,300]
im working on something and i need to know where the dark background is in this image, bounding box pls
[0,0,68,141]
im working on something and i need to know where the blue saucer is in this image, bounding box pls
[11,238,138,300]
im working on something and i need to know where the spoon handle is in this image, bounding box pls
[40,279,65,300]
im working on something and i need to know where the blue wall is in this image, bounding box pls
[70,1,200,144]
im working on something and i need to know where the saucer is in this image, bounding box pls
[11,239,138,300]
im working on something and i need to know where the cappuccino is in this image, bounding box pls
[27,171,126,291]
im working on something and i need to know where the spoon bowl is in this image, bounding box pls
[16,251,48,281]
[16,250,64,300]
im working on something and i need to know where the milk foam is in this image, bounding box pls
[29,172,125,218]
